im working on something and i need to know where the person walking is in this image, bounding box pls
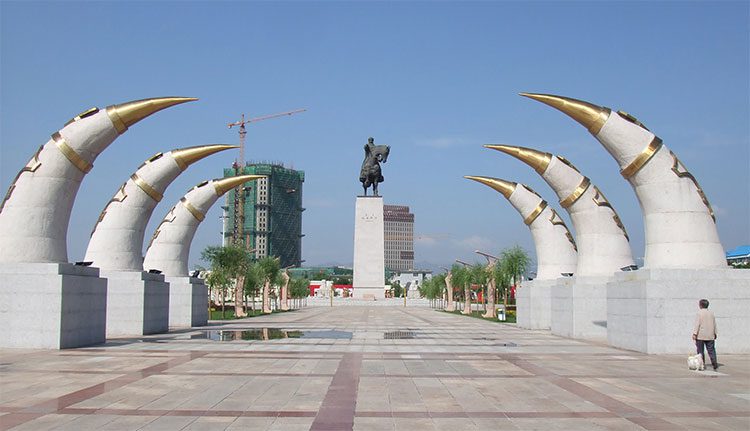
[692,299,718,370]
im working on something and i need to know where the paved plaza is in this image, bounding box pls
[1,306,748,431]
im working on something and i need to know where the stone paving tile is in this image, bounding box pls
[2,305,749,430]
[137,414,197,430]
[267,417,316,431]
[181,415,236,430]
[95,415,157,430]
[224,417,276,431]
[53,413,121,430]
[4,413,83,431]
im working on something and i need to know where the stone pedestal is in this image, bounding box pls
[166,276,208,328]
[607,268,750,354]
[352,196,386,300]
[102,270,169,337]
[516,279,559,330]
[551,276,609,341]
[0,263,106,349]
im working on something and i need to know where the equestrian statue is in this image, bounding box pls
[359,137,390,196]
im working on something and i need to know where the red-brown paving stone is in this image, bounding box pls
[309,353,362,431]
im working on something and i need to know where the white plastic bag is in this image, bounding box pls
[687,354,704,371]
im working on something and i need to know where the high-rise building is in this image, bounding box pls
[223,162,305,267]
[383,204,414,272]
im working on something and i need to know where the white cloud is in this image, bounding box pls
[712,204,728,217]
[415,234,448,247]
[455,235,494,251]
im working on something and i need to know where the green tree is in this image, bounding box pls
[332,275,352,285]
[482,261,502,319]
[257,256,281,313]
[243,262,264,313]
[450,264,472,314]
[419,275,446,307]
[470,263,488,311]
[289,278,310,308]
[204,265,231,317]
[390,281,403,298]
[432,273,447,307]
[201,245,253,318]
[499,245,531,307]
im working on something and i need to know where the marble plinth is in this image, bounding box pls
[166,276,208,328]
[551,276,610,341]
[516,279,559,330]
[352,196,386,300]
[607,268,750,354]
[102,270,169,337]
[0,263,106,349]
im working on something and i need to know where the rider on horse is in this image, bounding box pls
[359,137,390,196]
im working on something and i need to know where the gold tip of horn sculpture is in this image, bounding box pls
[212,175,265,196]
[519,92,610,135]
[464,175,517,199]
[106,97,198,134]
[172,145,238,171]
[485,144,552,175]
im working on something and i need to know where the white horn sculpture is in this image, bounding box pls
[520,93,725,269]
[142,175,264,276]
[464,176,577,280]
[84,144,236,271]
[0,97,197,263]
[486,145,634,277]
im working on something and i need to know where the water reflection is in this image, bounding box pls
[191,329,352,341]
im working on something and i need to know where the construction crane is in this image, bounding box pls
[227,108,306,249]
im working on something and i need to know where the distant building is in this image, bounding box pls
[384,204,414,271]
[726,245,750,266]
[223,162,304,268]
[389,270,432,298]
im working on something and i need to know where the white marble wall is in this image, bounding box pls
[0,263,107,348]
[516,278,558,330]
[166,276,208,328]
[353,196,386,299]
[102,270,169,337]
[607,268,750,353]
[551,276,609,341]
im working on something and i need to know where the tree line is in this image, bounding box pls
[200,245,310,319]
[418,245,530,317]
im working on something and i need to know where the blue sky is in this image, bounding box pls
[1,1,748,270]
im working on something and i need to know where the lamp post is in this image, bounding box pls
[475,250,499,319]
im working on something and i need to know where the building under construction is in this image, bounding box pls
[223,162,305,268]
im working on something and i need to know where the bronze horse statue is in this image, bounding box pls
[359,137,390,196]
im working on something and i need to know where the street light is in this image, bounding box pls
[474,250,499,263]
[455,259,470,266]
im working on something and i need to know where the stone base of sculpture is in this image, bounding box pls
[607,268,750,354]
[102,270,169,337]
[166,276,208,328]
[516,279,558,330]
[0,263,107,349]
[352,196,386,300]
[551,276,609,341]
